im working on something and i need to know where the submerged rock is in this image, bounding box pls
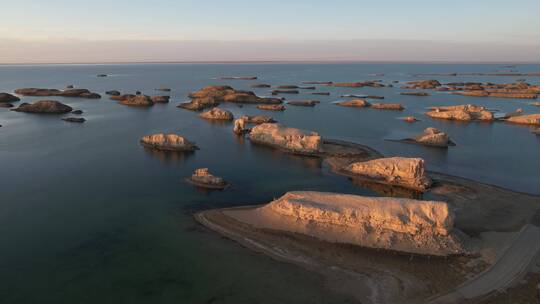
[257,104,286,111]
[229,191,463,256]
[96,74,108,77]
[249,123,322,155]
[345,157,432,191]
[62,117,86,123]
[71,110,83,115]
[140,134,198,151]
[105,90,121,96]
[411,127,454,147]
[187,168,229,189]
[286,100,320,107]
[0,93,20,103]
[14,88,101,99]
[505,114,540,125]
[335,99,370,107]
[12,100,73,114]
[199,107,234,121]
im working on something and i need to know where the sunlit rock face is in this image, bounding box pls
[199,107,234,121]
[506,114,540,126]
[426,104,494,121]
[345,157,432,191]
[235,191,464,256]
[413,127,453,147]
[140,133,198,151]
[249,123,322,154]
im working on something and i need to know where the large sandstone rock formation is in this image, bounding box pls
[199,107,234,121]
[249,123,322,154]
[345,157,432,191]
[426,104,494,121]
[226,191,463,256]
[14,88,101,99]
[140,134,198,151]
[0,93,20,103]
[505,113,540,125]
[12,100,73,114]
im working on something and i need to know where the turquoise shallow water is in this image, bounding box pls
[0,63,539,303]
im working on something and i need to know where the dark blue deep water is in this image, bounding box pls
[1,63,539,303]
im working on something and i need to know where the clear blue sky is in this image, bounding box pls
[1,0,540,62]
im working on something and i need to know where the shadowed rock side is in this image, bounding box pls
[221,191,464,256]
[426,104,494,122]
[345,157,432,192]
[199,107,234,121]
[0,93,20,103]
[14,88,101,99]
[12,100,73,114]
[504,113,540,126]
[140,134,198,151]
[181,85,282,111]
[249,123,322,155]
[186,168,229,189]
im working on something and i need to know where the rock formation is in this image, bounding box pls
[271,90,299,95]
[105,90,121,96]
[404,80,441,89]
[187,168,229,189]
[151,96,170,103]
[227,191,463,256]
[411,127,454,147]
[71,110,83,114]
[286,100,320,107]
[370,103,404,110]
[0,103,14,108]
[178,97,219,111]
[243,115,275,124]
[140,134,198,151]
[249,123,322,155]
[277,85,299,89]
[12,100,73,114]
[221,76,257,80]
[402,116,418,123]
[189,86,282,106]
[426,104,494,121]
[0,93,20,103]
[119,95,154,106]
[333,81,385,88]
[336,99,370,107]
[345,157,432,191]
[257,104,286,111]
[311,92,331,96]
[233,118,247,135]
[62,117,86,123]
[505,114,540,126]
[199,107,234,121]
[14,88,101,99]
[400,92,430,96]
[251,84,271,88]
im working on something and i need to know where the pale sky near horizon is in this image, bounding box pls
[1,0,540,63]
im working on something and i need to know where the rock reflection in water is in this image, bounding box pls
[349,177,423,199]
[142,146,194,165]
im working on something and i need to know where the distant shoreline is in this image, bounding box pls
[2,60,540,66]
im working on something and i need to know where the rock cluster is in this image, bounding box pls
[451,82,540,99]
[199,107,234,121]
[12,100,73,114]
[14,88,101,99]
[183,86,281,111]
[425,104,494,121]
[249,123,322,154]
[140,134,198,151]
[345,157,432,191]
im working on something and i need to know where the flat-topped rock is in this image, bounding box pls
[15,88,100,99]
[119,95,154,106]
[249,123,322,155]
[187,168,229,189]
[426,104,494,121]
[505,113,540,125]
[333,81,385,88]
[286,100,319,107]
[243,115,275,124]
[402,116,418,123]
[257,104,285,111]
[277,85,299,89]
[12,100,73,114]
[371,103,404,110]
[400,92,430,96]
[411,127,455,147]
[199,107,234,121]
[226,191,463,256]
[336,99,370,107]
[311,92,331,95]
[140,133,198,151]
[404,80,441,89]
[0,93,20,103]
[189,86,282,105]
[271,90,299,95]
[105,90,121,96]
[178,97,219,111]
[251,84,271,88]
[345,157,432,191]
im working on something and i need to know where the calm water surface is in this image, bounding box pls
[1,63,539,303]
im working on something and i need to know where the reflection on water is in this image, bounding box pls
[142,146,195,165]
[349,178,423,199]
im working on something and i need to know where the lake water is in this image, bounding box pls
[1,63,539,303]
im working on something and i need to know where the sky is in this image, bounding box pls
[1,0,539,63]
